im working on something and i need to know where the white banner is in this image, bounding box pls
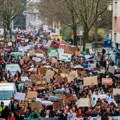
[76,117,101,120]
[109,116,120,120]
[59,53,72,62]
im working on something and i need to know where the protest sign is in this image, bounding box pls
[58,49,64,54]
[108,65,115,74]
[53,102,63,110]
[21,77,29,82]
[48,49,58,58]
[98,94,107,99]
[102,78,112,85]
[25,80,32,87]
[79,71,87,77]
[19,100,29,108]
[45,70,55,79]
[83,76,98,86]
[36,53,44,58]
[64,46,77,54]
[90,117,101,120]
[51,57,58,63]
[30,102,43,111]
[23,56,30,62]
[113,88,120,96]
[55,76,63,83]
[40,67,47,75]
[27,91,37,99]
[14,92,26,101]
[59,53,72,62]
[60,73,68,78]
[32,57,41,62]
[8,42,12,46]
[65,94,76,104]
[61,68,69,74]
[76,98,91,107]
[109,116,120,120]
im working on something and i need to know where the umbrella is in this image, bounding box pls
[41,100,53,106]
[53,89,66,95]
[74,65,83,69]
[49,96,62,102]
[28,68,37,73]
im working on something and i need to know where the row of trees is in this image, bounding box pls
[0,0,26,39]
[38,0,112,50]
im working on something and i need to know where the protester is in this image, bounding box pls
[0,28,119,120]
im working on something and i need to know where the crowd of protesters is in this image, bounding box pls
[0,29,120,120]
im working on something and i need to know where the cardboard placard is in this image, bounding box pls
[65,94,76,104]
[30,75,41,81]
[14,92,26,101]
[19,101,29,108]
[79,71,87,77]
[61,68,69,74]
[76,98,91,107]
[24,56,30,62]
[64,46,77,54]
[55,76,63,83]
[27,91,37,99]
[108,65,115,74]
[40,67,47,75]
[45,70,55,79]
[113,88,120,96]
[83,76,98,86]
[102,78,112,85]
[67,75,75,83]
[53,102,63,110]
[30,102,43,111]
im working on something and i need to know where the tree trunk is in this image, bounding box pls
[83,26,89,51]
[3,23,7,39]
[94,24,98,47]
[72,25,77,46]
[6,22,12,39]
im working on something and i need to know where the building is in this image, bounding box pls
[112,0,120,49]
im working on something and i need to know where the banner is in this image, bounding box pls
[109,116,120,120]
[59,53,72,62]
[76,117,101,120]
[48,49,58,58]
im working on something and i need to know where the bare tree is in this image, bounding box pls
[74,0,111,50]
[38,0,80,45]
[0,0,26,39]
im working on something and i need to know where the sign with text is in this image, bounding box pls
[102,78,112,85]
[109,116,120,120]
[48,49,58,58]
[83,76,98,86]
[59,53,72,62]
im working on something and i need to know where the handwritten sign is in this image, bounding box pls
[83,76,98,86]
[14,92,26,101]
[102,78,112,85]
[76,98,91,107]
